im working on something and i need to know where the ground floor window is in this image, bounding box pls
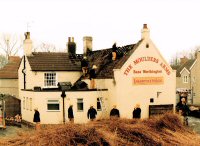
[97,97,102,111]
[77,99,83,111]
[23,97,25,109]
[30,98,32,111]
[47,100,60,111]
[26,97,29,110]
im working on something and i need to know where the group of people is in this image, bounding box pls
[67,104,142,122]
[109,104,141,119]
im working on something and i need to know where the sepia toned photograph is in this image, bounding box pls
[0,0,200,145]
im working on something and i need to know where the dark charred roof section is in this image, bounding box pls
[87,40,142,78]
[0,56,21,79]
[27,52,82,71]
[173,59,196,77]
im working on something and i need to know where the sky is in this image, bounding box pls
[0,0,200,62]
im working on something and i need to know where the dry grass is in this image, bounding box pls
[1,113,200,146]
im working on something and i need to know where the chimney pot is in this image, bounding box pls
[68,37,71,42]
[143,24,148,29]
[141,24,150,39]
[83,36,93,55]
[25,32,30,39]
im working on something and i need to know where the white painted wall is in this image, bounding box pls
[18,56,82,91]
[113,38,176,119]
[20,90,109,124]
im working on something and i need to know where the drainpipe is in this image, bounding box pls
[22,56,26,89]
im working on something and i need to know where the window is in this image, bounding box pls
[77,99,83,111]
[44,72,56,87]
[183,75,188,83]
[97,98,102,111]
[47,100,60,111]
[23,97,25,109]
[30,98,32,111]
[26,97,29,110]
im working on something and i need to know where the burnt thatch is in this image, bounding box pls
[1,113,200,146]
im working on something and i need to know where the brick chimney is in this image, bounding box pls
[180,56,188,65]
[83,36,92,55]
[141,24,150,39]
[23,32,32,56]
[67,37,76,54]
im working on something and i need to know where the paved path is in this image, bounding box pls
[188,116,200,134]
[0,125,32,138]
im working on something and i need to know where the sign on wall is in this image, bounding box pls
[124,56,171,76]
[133,77,164,85]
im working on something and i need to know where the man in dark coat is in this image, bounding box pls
[68,105,74,122]
[133,104,141,119]
[87,106,97,121]
[110,105,120,118]
[33,108,40,130]
[112,43,117,60]
[176,97,190,125]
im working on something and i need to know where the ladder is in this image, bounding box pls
[96,81,108,119]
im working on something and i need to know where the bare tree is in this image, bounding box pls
[0,55,8,69]
[170,46,200,66]
[0,33,23,59]
[33,43,57,52]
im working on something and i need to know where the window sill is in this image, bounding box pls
[77,110,84,112]
[46,110,61,112]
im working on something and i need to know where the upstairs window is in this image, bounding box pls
[44,72,57,87]
[183,75,188,83]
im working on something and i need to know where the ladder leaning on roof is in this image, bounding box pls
[96,81,108,119]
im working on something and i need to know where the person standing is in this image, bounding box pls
[33,108,40,130]
[81,56,89,77]
[68,105,74,123]
[87,105,97,121]
[89,65,97,89]
[110,105,120,118]
[176,97,190,125]
[133,104,141,119]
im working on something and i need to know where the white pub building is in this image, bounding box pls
[18,24,176,124]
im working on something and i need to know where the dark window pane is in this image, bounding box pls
[77,103,83,110]
[47,104,59,110]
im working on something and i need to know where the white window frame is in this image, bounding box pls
[47,99,60,112]
[77,98,84,112]
[183,75,188,83]
[44,72,57,88]
[23,97,25,109]
[26,97,29,110]
[30,98,32,111]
